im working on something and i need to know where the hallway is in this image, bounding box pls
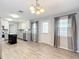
[2,40,79,59]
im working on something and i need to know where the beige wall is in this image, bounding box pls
[38,17,54,46]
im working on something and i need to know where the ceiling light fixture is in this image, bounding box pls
[29,0,45,15]
[10,14,19,18]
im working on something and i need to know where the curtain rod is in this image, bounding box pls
[54,13,77,18]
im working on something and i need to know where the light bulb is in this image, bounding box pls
[36,11,41,15]
[29,6,35,11]
[31,10,35,13]
[40,8,45,13]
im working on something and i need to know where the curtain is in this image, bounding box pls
[54,13,77,52]
[30,22,33,41]
[36,21,39,42]
[54,17,60,48]
[68,14,77,52]
[30,21,39,42]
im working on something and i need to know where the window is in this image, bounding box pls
[42,22,48,33]
[57,17,72,37]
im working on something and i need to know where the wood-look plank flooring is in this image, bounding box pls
[2,40,79,59]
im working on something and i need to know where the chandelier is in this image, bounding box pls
[29,0,45,15]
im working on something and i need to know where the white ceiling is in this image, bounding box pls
[0,0,79,21]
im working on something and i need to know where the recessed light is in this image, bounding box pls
[6,18,13,21]
[10,14,19,18]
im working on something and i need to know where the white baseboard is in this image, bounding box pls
[38,41,53,46]
[60,47,79,53]
[38,41,79,53]
[59,46,70,50]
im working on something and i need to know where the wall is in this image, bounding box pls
[9,22,18,34]
[38,17,54,46]
[1,20,9,30]
[38,9,79,52]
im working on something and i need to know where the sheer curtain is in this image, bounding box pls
[68,14,77,52]
[54,17,60,48]
[54,13,77,52]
